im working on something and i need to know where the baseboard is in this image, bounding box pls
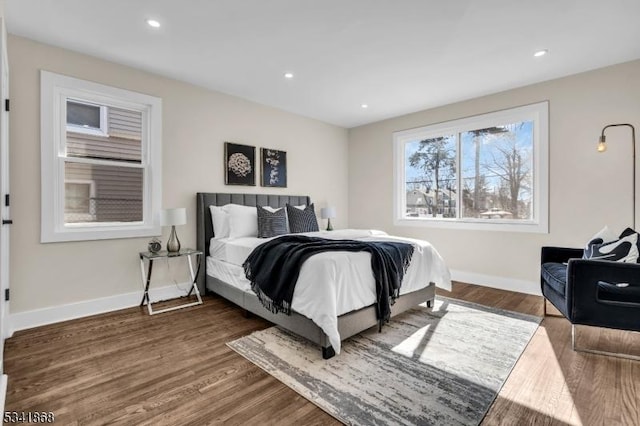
[9,283,192,335]
[0,374,6,414]
[450,269,541,296]
[2,307,9,341]
[8,272,538,334]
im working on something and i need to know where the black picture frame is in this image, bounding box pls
[261,148,287,188]
[224,142,256,186]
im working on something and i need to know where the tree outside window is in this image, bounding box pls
[394,102,548,233]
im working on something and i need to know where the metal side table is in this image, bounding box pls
[139,249,203,315]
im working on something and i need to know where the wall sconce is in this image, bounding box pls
[597,123,637,228]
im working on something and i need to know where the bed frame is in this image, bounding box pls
[196,192,435,358]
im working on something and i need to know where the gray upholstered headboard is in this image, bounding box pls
[195,192,311,294]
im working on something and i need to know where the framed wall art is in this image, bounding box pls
[261,148,287,188]
[224,142,256,186]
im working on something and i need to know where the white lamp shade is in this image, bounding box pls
[320,207,336,219]
[160,207,187,226]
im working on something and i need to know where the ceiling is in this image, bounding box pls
[5,0,640,128]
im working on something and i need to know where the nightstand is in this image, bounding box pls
[139,249,203,315]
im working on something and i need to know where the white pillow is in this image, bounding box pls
[261,205,304,212]
[261,206,283,213]
[223,204,259,238]
[221,203,256,214]
[209,206,230,239]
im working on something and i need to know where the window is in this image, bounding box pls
[393,102,548,233]
[66,99,108,136]
[41,71,162,242]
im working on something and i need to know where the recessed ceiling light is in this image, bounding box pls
[284,72,294,79]
[361,104,369,109]
[147,19,161,28]
[533,49,548,57]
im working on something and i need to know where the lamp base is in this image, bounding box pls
[167,225,181,252]
[326,218,333,231]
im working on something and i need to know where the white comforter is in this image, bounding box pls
[208,229,451,353]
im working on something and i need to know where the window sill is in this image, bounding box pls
[41,223,161,243]
[66,125,109,138]
[394,217,548,234]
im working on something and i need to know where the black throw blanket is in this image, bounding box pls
[243,235,414,331]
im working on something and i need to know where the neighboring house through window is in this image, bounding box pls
[64,179,96,223]
[393,102,548,233]
[41,71,162,242]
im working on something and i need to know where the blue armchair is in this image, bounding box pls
[541,246,640,360]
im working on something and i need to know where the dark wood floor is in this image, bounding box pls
[4,282,639,425]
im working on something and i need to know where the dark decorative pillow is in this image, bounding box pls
[286,203,319,233]
[584,231,639,263]
[256,206,288,238]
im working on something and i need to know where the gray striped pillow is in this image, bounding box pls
[257,206,288,238]
[286,203,319,233]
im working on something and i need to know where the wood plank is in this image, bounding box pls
[439,282,640,426]
[4,283,639,425]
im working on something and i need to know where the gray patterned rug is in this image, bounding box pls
[227,297,541,426]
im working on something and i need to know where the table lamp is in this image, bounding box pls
[320,207,336,231]
[161,207,187,252]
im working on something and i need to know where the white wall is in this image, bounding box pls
[9,32,639,325]
[8,35,349,319]
[348,59,640,294]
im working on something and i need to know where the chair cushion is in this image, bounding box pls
[597,281,640,304]
[541,262,567,296]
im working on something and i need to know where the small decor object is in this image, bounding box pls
[261,148,287,187]
[225,142,256,186]
[148,237,162,253]
[320,207,336,231]
[161,207,187,252]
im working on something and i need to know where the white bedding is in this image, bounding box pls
[206,229,451,353]
[209,236,267,266]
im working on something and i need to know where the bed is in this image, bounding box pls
[196,192,451,358]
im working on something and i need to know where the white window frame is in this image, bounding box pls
[65,99,109,137]
[393,101,549,233]
[41,71,162,242]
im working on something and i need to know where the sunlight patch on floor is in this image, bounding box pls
[390,324,431,358]
[497,323,584,426]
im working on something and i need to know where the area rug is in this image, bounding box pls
[227,297,541,426]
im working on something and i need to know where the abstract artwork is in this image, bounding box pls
[261,148,287,188]
[225,142,255,186]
